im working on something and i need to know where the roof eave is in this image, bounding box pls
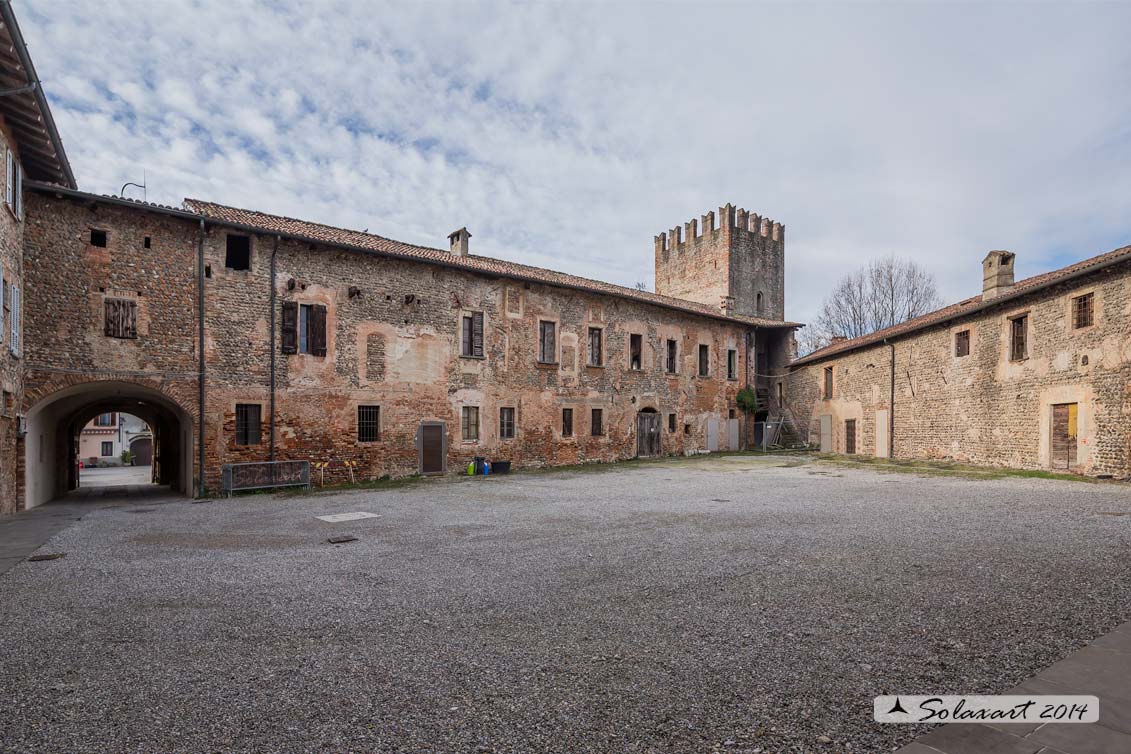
[0,0,76,189]
[790,246,1131,367]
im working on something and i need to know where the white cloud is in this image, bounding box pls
[20,0,1131,324]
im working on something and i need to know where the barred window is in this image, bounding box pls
[462,406,479,441]
[235,404,261,445]
[955,329,970,357]
[1072,293,1094,329]
[500,407,515,440]
[358,405,380,442]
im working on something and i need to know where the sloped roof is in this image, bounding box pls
[0,2,74,187]
[793,243,1131,366]
[183,198,799,329]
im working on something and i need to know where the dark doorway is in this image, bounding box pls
[845,419,857,455]
[1051,403,1078,470]
[637,409,661,458]
[419,422,446,474]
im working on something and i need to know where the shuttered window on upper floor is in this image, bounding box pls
[281,301,327,356]
[461,312,484,357]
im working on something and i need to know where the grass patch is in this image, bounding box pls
[818,454,1105,483]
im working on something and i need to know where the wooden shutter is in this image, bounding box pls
[310,304,327,356]
[472,311,484,357]
[9,284,17,355]
[281,301,297,354]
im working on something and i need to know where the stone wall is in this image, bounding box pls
[788,263,1131,476]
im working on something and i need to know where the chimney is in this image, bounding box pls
[982,250,1016,300]
[448,227,471,257]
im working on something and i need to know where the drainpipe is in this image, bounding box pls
[197,219,206,496]
[885,338,895,459]
[269,235,278,462]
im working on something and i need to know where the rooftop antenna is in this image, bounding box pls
[120,169,146,201]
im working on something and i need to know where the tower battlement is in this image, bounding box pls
[653,202,786,321]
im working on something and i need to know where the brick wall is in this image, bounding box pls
[0,117,23,514]
[654,203,785,320]
[788,264,1131,476]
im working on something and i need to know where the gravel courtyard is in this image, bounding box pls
[3,455,1131,754]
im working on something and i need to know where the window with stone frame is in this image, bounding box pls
[235,404,262,445]
[955,329,970,357]
[1009,315,1028,361]
[462,406,479,441]
[587,327,602,366]
[357,405,380,442]
[538,320,556,363]
[1072,293,1094,329]
[462,312,484,357]
[499,407,515,440]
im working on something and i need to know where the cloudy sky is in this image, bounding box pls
[20,1,1131,324]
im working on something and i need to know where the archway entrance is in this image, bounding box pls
[24,381,195,508]
[636,408,661,458]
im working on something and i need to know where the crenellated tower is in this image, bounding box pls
[653,203,785,320]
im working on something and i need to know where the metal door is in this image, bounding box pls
[706,417,719,452]
[636,411,661,457]
[1051,404,1077,470]
[819,415,833,452]
[419,422,446,474]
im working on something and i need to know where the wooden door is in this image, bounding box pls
[131,438,152,466]
[706,418,719,452]
[845,419,856,454]
[637,412,661,457]
[419,423,445,474]
[819,415,832,452]
[1051,404,1078,470]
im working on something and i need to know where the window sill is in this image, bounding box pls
[460,354,486,361]
[727,377,738,382]
[535,360,559,369]
[585,363,604,369]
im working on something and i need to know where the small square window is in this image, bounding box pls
[225,234,251,270]
[358,405,380,442]
[90,229,107,247]
[143,236,151,249]
[500,407,515,440]
[101,441,114,457]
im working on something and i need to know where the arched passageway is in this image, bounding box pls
[24,381,195,508]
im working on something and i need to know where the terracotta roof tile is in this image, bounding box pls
[793,243,1131,366]
[183,198,798,329]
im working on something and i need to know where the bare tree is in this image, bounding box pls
[800,256,942,355]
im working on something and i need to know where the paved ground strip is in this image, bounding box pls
[2,455,1131,753]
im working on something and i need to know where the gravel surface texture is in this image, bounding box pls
[2,455,1131,754]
